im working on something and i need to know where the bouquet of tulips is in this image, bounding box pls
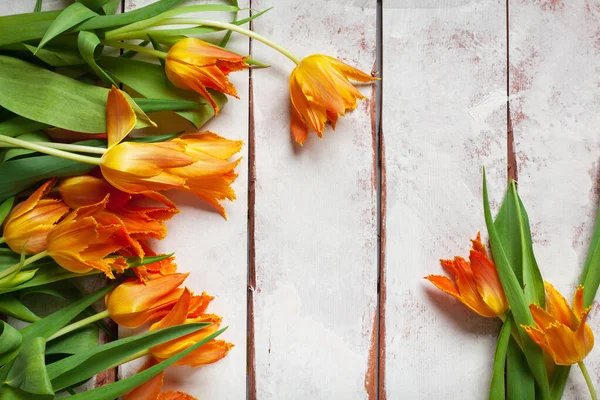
[0,0,376,398]
[427,171,599,400]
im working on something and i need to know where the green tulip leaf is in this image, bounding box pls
[482,169,550,399]
[0,294,40,323]
[0,321,22,366]
[0,0,184,47]
[48,322,211,391]
[45,325,99,357]
[36,3,98,52]
[0,197,15,227]
[133,98,205,113]
[1,131,49,162]
[506,336,535,400]
[2,337,53,399]
[66,327,226,400]
[489,317,512,400]
[23,43,86,67]
[98,56,226,128]
[78,31,117,87]
[20,283,115,341]
[0,117,48,138]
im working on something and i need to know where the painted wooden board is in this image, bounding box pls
[250,0,379,398]
[117,1,250,399]
[509,0,600,395]
[382,0,508,398]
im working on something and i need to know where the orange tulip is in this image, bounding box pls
[165,38,249,114]
[105,273,191,328]
[149,288,232,367]
[425,233,508,318]
[3,179,69,254]
[289,54,377,145]
[522,283,594,365]
[59,175,178,241]
[100,132,242,218]
[46,198,140,278]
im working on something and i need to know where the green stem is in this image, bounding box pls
[105,4,240,39]
[47,309,110,342]
[578,361,598,400]
[0,250,48,280]
[160,18,301,64]
[0,135,102,165]
[0,141,106,154]
[103,41,167,59]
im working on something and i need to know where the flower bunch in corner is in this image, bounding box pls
[0,1,376,398]
[426,171,598,400]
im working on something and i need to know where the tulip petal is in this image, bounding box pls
[470,250,507,315]
[105,273,188,327]
[172,339,233,367]
[529,303,557,329]
[573,285,585,317]
[158,391,197,400]
[523,325,555,360]
[177,132,243,160]
[323,55,378,82]
[291,105,309,145]
[107,86,137,148]
[545,282,578,330]
[543,322,581,365]
[59,176,131,209]
[123,361,163,400]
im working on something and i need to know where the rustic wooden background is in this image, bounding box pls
[1,0,600,398]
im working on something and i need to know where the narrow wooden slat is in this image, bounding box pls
[250,0,378,398]
[509,0,600,395]
[118,1,249,398]
[382,1,507,397]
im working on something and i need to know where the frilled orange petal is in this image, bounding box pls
[187,172,238,219]
[171,340,234,367]
[105,273,188,327]
[166,61,222,114]
[575,307,595,361]
[545,282,579,330]
[123,360,163,400]
[322,55,378,83]
[542,322,584,365]
[187,292,214,318]
[5,199,70,254]
[59,175,131,209]
[168,38,247,67]
[175,132,243,161]
[7,179,55,219]
[523,325,555,359]
[158,391,198,400]
[573,285,585,317]
[469,250,507,315]
[107,86,137,148]
[529,304,558,330]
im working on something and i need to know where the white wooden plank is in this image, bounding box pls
[382,1,508,398]
[251,1,378,398]
[509,0,600,396]
[0,0,68,13]
[119,1,249,398]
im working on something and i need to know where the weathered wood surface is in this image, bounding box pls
[250,1,379,399]
[2,0,600,398]
[509,0,600,395]
[382,0,508,398]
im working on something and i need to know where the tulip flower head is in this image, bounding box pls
[3,179,69,254]
[289,54,377,145]
[426,233,508,318]
[166,38,249,114]
[522,283,595,365]
[101,132,242,218]
[46,198,141,278]
[59,175,178,242]
[105,273,191,327]
[149,288,233,367]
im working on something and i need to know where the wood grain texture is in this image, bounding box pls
[118,1,249,398]
[382,0,508,398]
[250,0,378,398]
[509,0,600,395]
